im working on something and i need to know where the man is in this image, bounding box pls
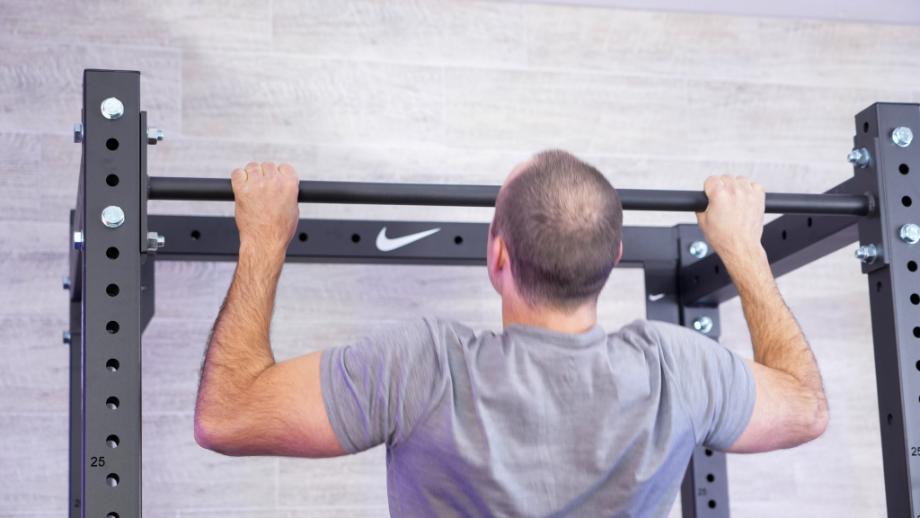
[194,151,829,516]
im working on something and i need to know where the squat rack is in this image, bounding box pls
[65,69,920,517]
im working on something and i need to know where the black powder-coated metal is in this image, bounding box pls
[853,103,920,516]
[79,69,145,518]
[147,176,872,215]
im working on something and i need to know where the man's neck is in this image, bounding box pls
[502,297,598,334]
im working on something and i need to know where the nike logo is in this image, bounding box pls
[375,227,441,252]
[648,293,666,302]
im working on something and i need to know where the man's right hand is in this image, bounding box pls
[696,175,766,260]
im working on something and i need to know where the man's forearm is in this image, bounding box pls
[196,244,285,421]
[720,243,824,396]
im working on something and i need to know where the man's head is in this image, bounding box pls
[487,150,623,312]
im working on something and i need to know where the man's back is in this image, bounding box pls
[320,317,755,517]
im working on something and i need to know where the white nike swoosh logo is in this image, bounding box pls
[648,293,665,301]
[375,227,441,252]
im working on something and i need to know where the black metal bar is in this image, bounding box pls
[149,215,678,267]
[147,176,872,215]
[679,177,863,305]
[80,69,144,518]
[852,103,920,516]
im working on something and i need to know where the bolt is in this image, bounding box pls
[73,122,84,143]
[146,232,166,251]
[62,275,71,290]
[73,231,84,250]
[100,97,124,120]
[900,223,920,244]
[692,316,714,335]
[847,147,871,168]
[854,243,880,264]
[146,128,165,145]
[688,240,709,259]
[892,126,913,148]
[63,331,71,345]
[101,206,125,228]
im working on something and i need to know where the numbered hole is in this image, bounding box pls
[105,138,119,151]
[900,163,910,175]
[863,121,870,133]
[708,500,717,509]
[454,235,463,245]
[877,281,883,293]
[106,358,119,372]
[105,473,119,487]
[903,196,913,207]
[105,321,119,334]
[106,174,119,186]
[916,361,920,371]
[704,448,713,457]
[190,230,201,240]
[105,396,119,410]
[107,513,120,518]
[106,435,119,448]
[714,264,720,275]
[888,413,894,426]
[807,217,813,228]
[106,247,119,260]
[910,261,918,272]
[914,327,920,338]
[106,283,119,297]
[781,230,787,240]
[911,294,919,305]
[351,233,361,243]
[706,473,715,483]
[298,232,308,242]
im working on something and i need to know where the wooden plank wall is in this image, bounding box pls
[1,1,919,516]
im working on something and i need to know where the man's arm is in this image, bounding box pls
[193,161,345,457]
[697,175,829,453]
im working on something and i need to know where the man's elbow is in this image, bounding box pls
[798,394,830,444]
[194,413,241,456]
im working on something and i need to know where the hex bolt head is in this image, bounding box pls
[73,122,84,143]
[900,223,920,245]
[847,147,871,168]
[101,206,126,228]
[100,97,124,120]
[146,128,165,145]
[72,231,84,250]
[892,126,914,148]
[692,316,714,335]
[63,331,71,345]
[688,240,709,259]
[146,232,166,251]
[854,243,880,264]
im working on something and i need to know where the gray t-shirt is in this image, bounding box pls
[320,317,755,517]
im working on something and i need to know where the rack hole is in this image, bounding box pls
[106,174,119,186]
[106,358,119,372]
[900,163,910,175]
[298,232,308,242]
[106,247,119,260]
[876,281,883,293]
[106,321,119,334]
[105,473,119,487]
[706,473,715,483]
[916,361,920,371]
[714,264,720,275]
[105,138,119,151]
[863,121,870,133]
[704,448,713,457]
[107,513,120,518]
[106,435,119,448]
[454,235,463,245]
[914,327,920,338]
[351,233,361,243]
[781,230,787,240]
[708,500,717,509]
[807,217,813,228]
[106,283,119,297]
[909,261,918,272]
[190,230,201,240]
[888,413,894,426]
[106,396,119,410]
[912,294,920,305]
[903,196,913,207]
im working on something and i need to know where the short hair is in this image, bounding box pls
[491,150,623,310]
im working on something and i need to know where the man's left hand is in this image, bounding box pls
[231,162,300,256]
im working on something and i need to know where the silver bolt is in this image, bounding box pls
[847,147,871,168]
[146,128,165,145]
[688,240,709,259]
[892,126,914,148]
[692,316,714,335]
[73,231,84,250]
[146,232,166,251]
[900,223,920,244]
[855,243,880,264]
[73,122,84,143]
[100,97,124,120]
[62,275,71,290]
[63,331,71,345]
[101,206,125,228]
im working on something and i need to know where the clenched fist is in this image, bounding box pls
[696,175,766,260]
[231,162,300,256]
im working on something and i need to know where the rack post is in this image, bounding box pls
[76,69,146,518]
[852,103,920,515]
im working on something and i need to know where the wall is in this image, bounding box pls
[1,1,919,516]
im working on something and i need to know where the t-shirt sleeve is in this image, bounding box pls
[649,320,756,450]
[319,317,446,454]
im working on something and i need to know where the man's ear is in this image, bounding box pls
[615,240,623,265]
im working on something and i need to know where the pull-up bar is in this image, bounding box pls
[147,176,872,216]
